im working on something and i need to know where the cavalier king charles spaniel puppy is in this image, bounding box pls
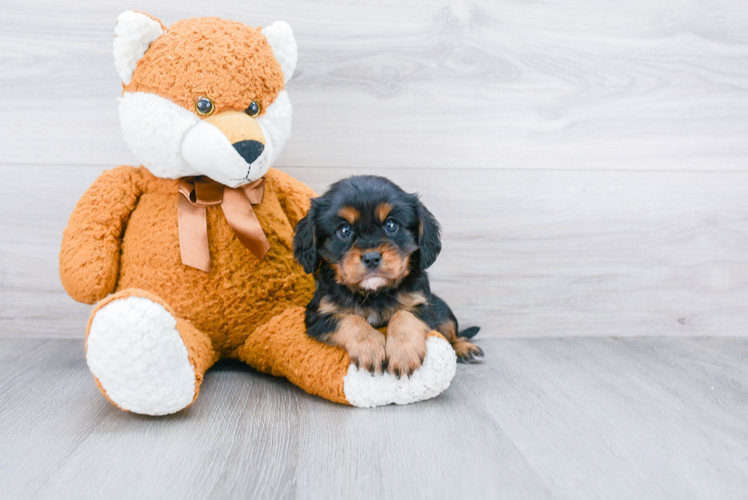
[294,175,482,378]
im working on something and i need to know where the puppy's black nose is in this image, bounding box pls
[362,251,382,269]
[233,140,265,164]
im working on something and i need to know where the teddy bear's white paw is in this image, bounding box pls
[343,335,457,407]
[87,296,196,416]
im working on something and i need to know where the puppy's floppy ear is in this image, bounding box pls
[293,202,319,274]
[416,201,441,269]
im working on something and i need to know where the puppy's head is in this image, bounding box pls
[294,176,441,292]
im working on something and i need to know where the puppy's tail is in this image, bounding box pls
[458,326,480,339]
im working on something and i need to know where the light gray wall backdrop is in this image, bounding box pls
[1,0,747,338]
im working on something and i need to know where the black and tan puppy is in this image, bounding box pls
[293,175,483,378]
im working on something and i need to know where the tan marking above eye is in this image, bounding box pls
[337,206,360,224]
[376,202,394,222]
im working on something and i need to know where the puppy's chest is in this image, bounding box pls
[348,290,427,328]
[354,303,398,329]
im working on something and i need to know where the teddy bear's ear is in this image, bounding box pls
[262,21,298,84]
[114,11,166,85]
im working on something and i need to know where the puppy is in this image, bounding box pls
[293,175,483,377]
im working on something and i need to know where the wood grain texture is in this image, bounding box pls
[3,165,747,338]
[1,337,747,499]
[1,0,748,170]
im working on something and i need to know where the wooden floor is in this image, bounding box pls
[2,337,747,499]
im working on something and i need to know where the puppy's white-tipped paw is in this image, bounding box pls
[343,335,456,407]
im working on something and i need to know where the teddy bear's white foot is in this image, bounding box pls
[342,334,457,408]
[86,296,197,416]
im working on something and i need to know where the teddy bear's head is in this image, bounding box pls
[114,12,297,187]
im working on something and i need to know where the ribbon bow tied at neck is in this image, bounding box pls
[177,176,269,272]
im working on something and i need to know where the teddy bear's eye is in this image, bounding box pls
[195,97,215,116]
[245,101,261,118]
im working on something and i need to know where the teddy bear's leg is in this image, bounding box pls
[85,289,218,416]
[234,307,457,407]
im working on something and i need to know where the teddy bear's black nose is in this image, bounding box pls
[233,140,265,164]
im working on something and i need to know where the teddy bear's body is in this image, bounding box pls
[61,166,315,352]
[118,167,314,352]
[59,12,457,415]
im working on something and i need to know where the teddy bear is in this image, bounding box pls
[59,11,457,415]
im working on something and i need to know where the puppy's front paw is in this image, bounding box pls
[385,334,427,379]
[384,310,430,378]
[347,333,387,375]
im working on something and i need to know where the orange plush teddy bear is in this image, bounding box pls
[59,12,456,415]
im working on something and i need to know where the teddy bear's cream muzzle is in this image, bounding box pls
[181,111,274,188]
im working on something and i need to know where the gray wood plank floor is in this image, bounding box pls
[2,337,746,500]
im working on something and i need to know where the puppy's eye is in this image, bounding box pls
[195,97,215,116]
[337,223,352,239]
[245,101,261,118]
[384,219,399,234]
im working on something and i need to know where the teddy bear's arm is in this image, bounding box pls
[266,167,317,228]
[59,166,143,304]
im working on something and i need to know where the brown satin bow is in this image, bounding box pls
[177,176,269,272]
